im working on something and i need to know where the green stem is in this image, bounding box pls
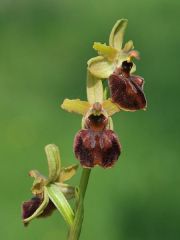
[68,168,91,240]
[79,168,91,199]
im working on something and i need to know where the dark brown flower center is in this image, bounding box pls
[86,114,107,131]
[122,61,133,74]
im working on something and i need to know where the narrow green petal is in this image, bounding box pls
[23,188,49,224]
[108,117,114,130]
[109,19,128,50]
[87,70,103,104]
[61,99,90,115]
[81,116,86,129]
[59,164,79,182]
[45,144,61,183]
[103,99,120,116]
[46,184,74,226]
[88,56,116,79]
[93,42,118,61]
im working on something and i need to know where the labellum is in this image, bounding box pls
[108,60,147,111]
[22,196,56,226]
[74,103,121,168]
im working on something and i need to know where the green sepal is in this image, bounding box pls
[86,70,103,104]
[61,99,90,116]
[109,19,128,50]
[45,144,61,183]
[46,184,74,226]
[88,56,116,79]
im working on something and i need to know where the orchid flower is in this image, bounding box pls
[22,144,78,226]
[88,19,137,79]
[61,72,121,168]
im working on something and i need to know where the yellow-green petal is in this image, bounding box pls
[29,170,47,195]
[61,99,90,115]
[108,117,114,130]
[123,40,134,52]
[93,42,118,61]
[88,56,116,79]
[59,164,79,182]
[109,19,128,50]
[87,70,103,104]
[103,99,120,116]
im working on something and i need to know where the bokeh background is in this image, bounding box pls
[1,0,180,239]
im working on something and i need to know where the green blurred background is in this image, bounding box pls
[1,0,180,239]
